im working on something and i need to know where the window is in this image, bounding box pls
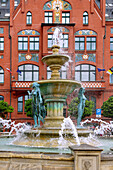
[18,37,28,50]
[0,95,4,101]
[18,96,23,112]
[18,64,39,81]
[48,34,53,48]
[26,11,32,25]
[1,0,7,6]
[18,95,29,113]
[75,37,85,51]
[59,66,67,79]
[75,64,96,81]
[48,34,68,48]
[30,37,39,51]
[110,38,113,51]
[83,12,88,25]
[45,12,53,23]
[0,66,4,83]
[47,67,52,79]
[61,34,68,48]
[62,12,70,24]
[0,37,4,51]
[86,37,96,51]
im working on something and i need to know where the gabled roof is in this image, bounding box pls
[0,0,113,21]
[95,0,113,19]
[0,0,20,19]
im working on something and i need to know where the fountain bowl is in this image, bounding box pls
[37,79,81,99]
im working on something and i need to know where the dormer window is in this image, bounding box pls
[1,0,7,6]
[26,11,32,25]
[83,11,88,25]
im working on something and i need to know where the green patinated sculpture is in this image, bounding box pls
[77,87,87,126]
[28,82,46,128]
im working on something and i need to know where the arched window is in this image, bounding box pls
[18,64,39,81]
[83,11,88,25]
[0,95,4,101]
[26,11,32,25]
[75,64,96,81]
[47,66,67,79]
[0,66,4,83]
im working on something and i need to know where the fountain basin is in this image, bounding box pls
[38,79,81,99]
[42,54,69,67]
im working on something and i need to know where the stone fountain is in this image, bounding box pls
[18,43,82,147]
[14,28,93,148]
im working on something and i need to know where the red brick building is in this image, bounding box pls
[0,0,113,124]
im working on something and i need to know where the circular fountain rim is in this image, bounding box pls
[42,54,69,61]
[37,79,81,85]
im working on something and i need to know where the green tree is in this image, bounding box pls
[0,100,14,118]
[25,99,47,117]
[25,99,33,117]
[101,96,113,118]
[68,97,94,119]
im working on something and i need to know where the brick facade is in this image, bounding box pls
[0,0,113,124]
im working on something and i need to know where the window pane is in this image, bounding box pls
[90,72,95,81]
[90,65,95,70]
[75,65,80,70]
[45,17,48,23]
[80,43,84,50]
[25,72,32,81]
[48,40,52,48]
[18,65,23,70]
[25,65,32,70]
[18,72,23,81]
[75,72,80,81]
[110,74,113,83]
[81,72,89,81]
[0,74,4,83]
[66,18,69,23]
[35,43,39,50]
[33,65,39,70]
[18,103,23,112]
[30,43,34,50]
[75,43,79,50]
[81,65,89,70]
[49,18,52,23]
[33,72,39,81]
[18,96,23,101]
[61,72,66,79]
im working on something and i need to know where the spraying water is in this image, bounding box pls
[58,117,80,146]
[0,118,31,136]
[81,118,113,136]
